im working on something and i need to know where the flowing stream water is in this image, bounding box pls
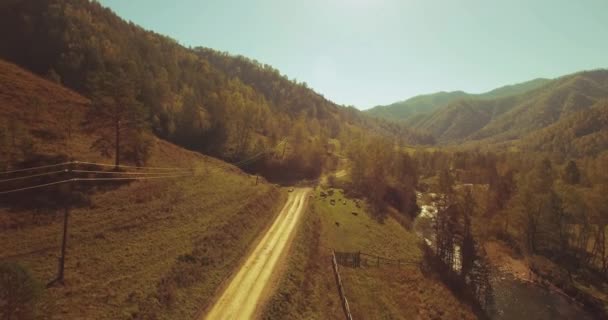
[413,192,596,320]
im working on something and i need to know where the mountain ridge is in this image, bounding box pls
[366,77,552,121]
[401,69,608,158]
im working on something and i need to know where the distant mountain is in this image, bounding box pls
[403,70,608,157]
[366,78,551,121]
[366,91,470,121]
[478,78,552,100]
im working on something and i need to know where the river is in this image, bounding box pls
[414,192,596,320]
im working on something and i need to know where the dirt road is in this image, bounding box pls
[204,188,310,320]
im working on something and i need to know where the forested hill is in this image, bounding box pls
[366,78,550,121]
[0,0,432,180]
[404,70,608,158]
[366,91,471,122]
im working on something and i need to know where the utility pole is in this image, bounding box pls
[114,118,120,170]
[58,178,71,284]
[49,166,72,287]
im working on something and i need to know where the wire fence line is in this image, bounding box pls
[334,250,419,269]
[332,250,354,320]
[331,250,420,319]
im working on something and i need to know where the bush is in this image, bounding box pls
[0,262,41,320]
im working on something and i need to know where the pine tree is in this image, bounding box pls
[86,68,148,168]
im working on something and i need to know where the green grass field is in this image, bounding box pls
[264,187,476,319]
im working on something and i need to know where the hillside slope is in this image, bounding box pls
[0,60,286,319]
[0,0,432,175]
[470,70,608,142]
[517,100,608,157]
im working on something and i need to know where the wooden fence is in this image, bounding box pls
[331,250,419,319]
[334,251,418,268]
[332,250,354,320]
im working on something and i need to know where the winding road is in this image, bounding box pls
[204,188,310,320]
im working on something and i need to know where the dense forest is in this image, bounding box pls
[407,148,608,316]
[0,0,433,182]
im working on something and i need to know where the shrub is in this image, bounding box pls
[0,262,41,320]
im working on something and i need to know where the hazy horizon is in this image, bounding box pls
[99,0,608,109]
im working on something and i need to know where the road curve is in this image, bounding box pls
[204,188,310,320]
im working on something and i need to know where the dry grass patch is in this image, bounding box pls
[1,160,285,319]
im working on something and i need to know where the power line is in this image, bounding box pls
[0,170,67,184]
[233,150,267,167]
[0,174,192,195]
[1,138,281,176]
[0,161,193,177]
[74,175,189,182]
[0,162,71,175]
[71,169,193,176]
[0,179,72,195]
[0,161,194,288]
[233,152,269,167]
[233,139,287,168]
[73,161,192,171]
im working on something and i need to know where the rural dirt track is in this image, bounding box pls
[204,188,310,320]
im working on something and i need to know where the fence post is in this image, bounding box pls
[332,250,353,320]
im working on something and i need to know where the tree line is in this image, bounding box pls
[341,132,419,221]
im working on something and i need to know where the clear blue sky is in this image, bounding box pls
[99,0,607,109]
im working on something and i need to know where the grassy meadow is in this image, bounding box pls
[263,187,476,319]
[0,152,286,319]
